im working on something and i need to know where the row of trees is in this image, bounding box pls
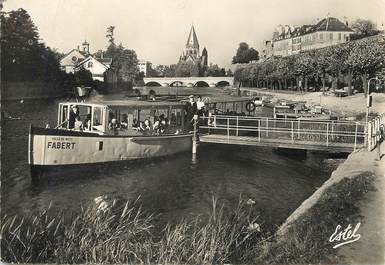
[234,34,385,95]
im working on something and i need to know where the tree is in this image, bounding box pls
[346,37,385,96]
[226,69,233,77]
[206,63,225,77]
[1,8,63,82]
[175,61,200,77]
[72,68,94,87]
[106,26,115,46]
[105,43,139,83]
[351,19,378,37]
[232,42,259,64]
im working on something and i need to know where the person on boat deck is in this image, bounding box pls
[185,95,197,131]
[196,96,205,116]
[83,114,91,130]
[68,106,80,129]
[74,116,83,131]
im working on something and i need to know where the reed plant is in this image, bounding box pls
[1,196,263,264]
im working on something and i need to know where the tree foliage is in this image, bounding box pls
[234,35,385,93]
[154,64,176,77]
[351,19,379,38]
[232,42,259,64]
[206,63,226,77]
[175,60,200,77]
[106,26,115,46]
[1,8,63,82]
[105,43,139,83]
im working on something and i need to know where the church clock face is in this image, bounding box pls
[71,56,78,63]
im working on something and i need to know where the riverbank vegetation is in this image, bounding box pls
[1,170,374,264]
[0,197,265,264]
[257,171,375,264]
[234,34,385,95]
[1,9,142,97]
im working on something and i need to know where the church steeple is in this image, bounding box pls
[185,25,200,59]
[186,25,199,49]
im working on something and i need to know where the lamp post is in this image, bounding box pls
[366,77,381,123]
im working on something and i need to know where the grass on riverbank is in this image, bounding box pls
[256,171,375,265]
[1,172,375,264]
[1,197,263,264]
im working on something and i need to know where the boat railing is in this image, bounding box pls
[55,119,68,129]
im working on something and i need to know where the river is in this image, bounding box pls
[1,96,343,228]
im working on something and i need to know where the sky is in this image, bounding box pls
[3,0,385,68]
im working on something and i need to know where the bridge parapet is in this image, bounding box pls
[143,77,234,87]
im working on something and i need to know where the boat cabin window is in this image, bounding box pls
[105,105,185,135]
[67,105,91,130]
[92,107,104,132]
[58,104,105,133]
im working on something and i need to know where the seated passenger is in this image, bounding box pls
[109,118,119,130]
[140,119,152,134]
[153,118,161,135]
[132,118,139,128]
[170,113,177,126]
[159,114,168,134]
[83,114,91,130]
[74,116,83,131]
[121,114,128,129]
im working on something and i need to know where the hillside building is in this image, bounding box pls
[262,17,354,59]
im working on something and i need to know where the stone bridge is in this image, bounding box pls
[143,77,234,87]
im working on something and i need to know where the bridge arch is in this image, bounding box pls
[170,81,184,87]
[194,81,209,87]
[148,89,156,99]
[145,81,162,87]
[216,81,230,87]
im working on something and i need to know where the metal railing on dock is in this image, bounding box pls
[198,115,368,152]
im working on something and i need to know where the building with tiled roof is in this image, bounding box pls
[60,41,113,81]
[262,16,354,58]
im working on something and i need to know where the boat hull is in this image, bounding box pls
[29,126,192,169]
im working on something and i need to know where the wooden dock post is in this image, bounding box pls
[192,114,198,155]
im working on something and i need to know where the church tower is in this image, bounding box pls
[202,47,208,67]
[185,25,200,59]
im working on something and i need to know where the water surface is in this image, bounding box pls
[1,97,341,228]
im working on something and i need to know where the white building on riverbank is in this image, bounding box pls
[60,41,112,81]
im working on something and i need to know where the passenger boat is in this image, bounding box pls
[28,99,192,177]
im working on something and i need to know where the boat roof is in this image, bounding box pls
[61,99,186,108]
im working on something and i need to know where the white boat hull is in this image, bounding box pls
[29,126,192,167]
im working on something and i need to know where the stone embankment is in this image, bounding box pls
[242,88,385,263]
[276,136,384,264]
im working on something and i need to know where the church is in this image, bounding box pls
[176,25,208,77]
